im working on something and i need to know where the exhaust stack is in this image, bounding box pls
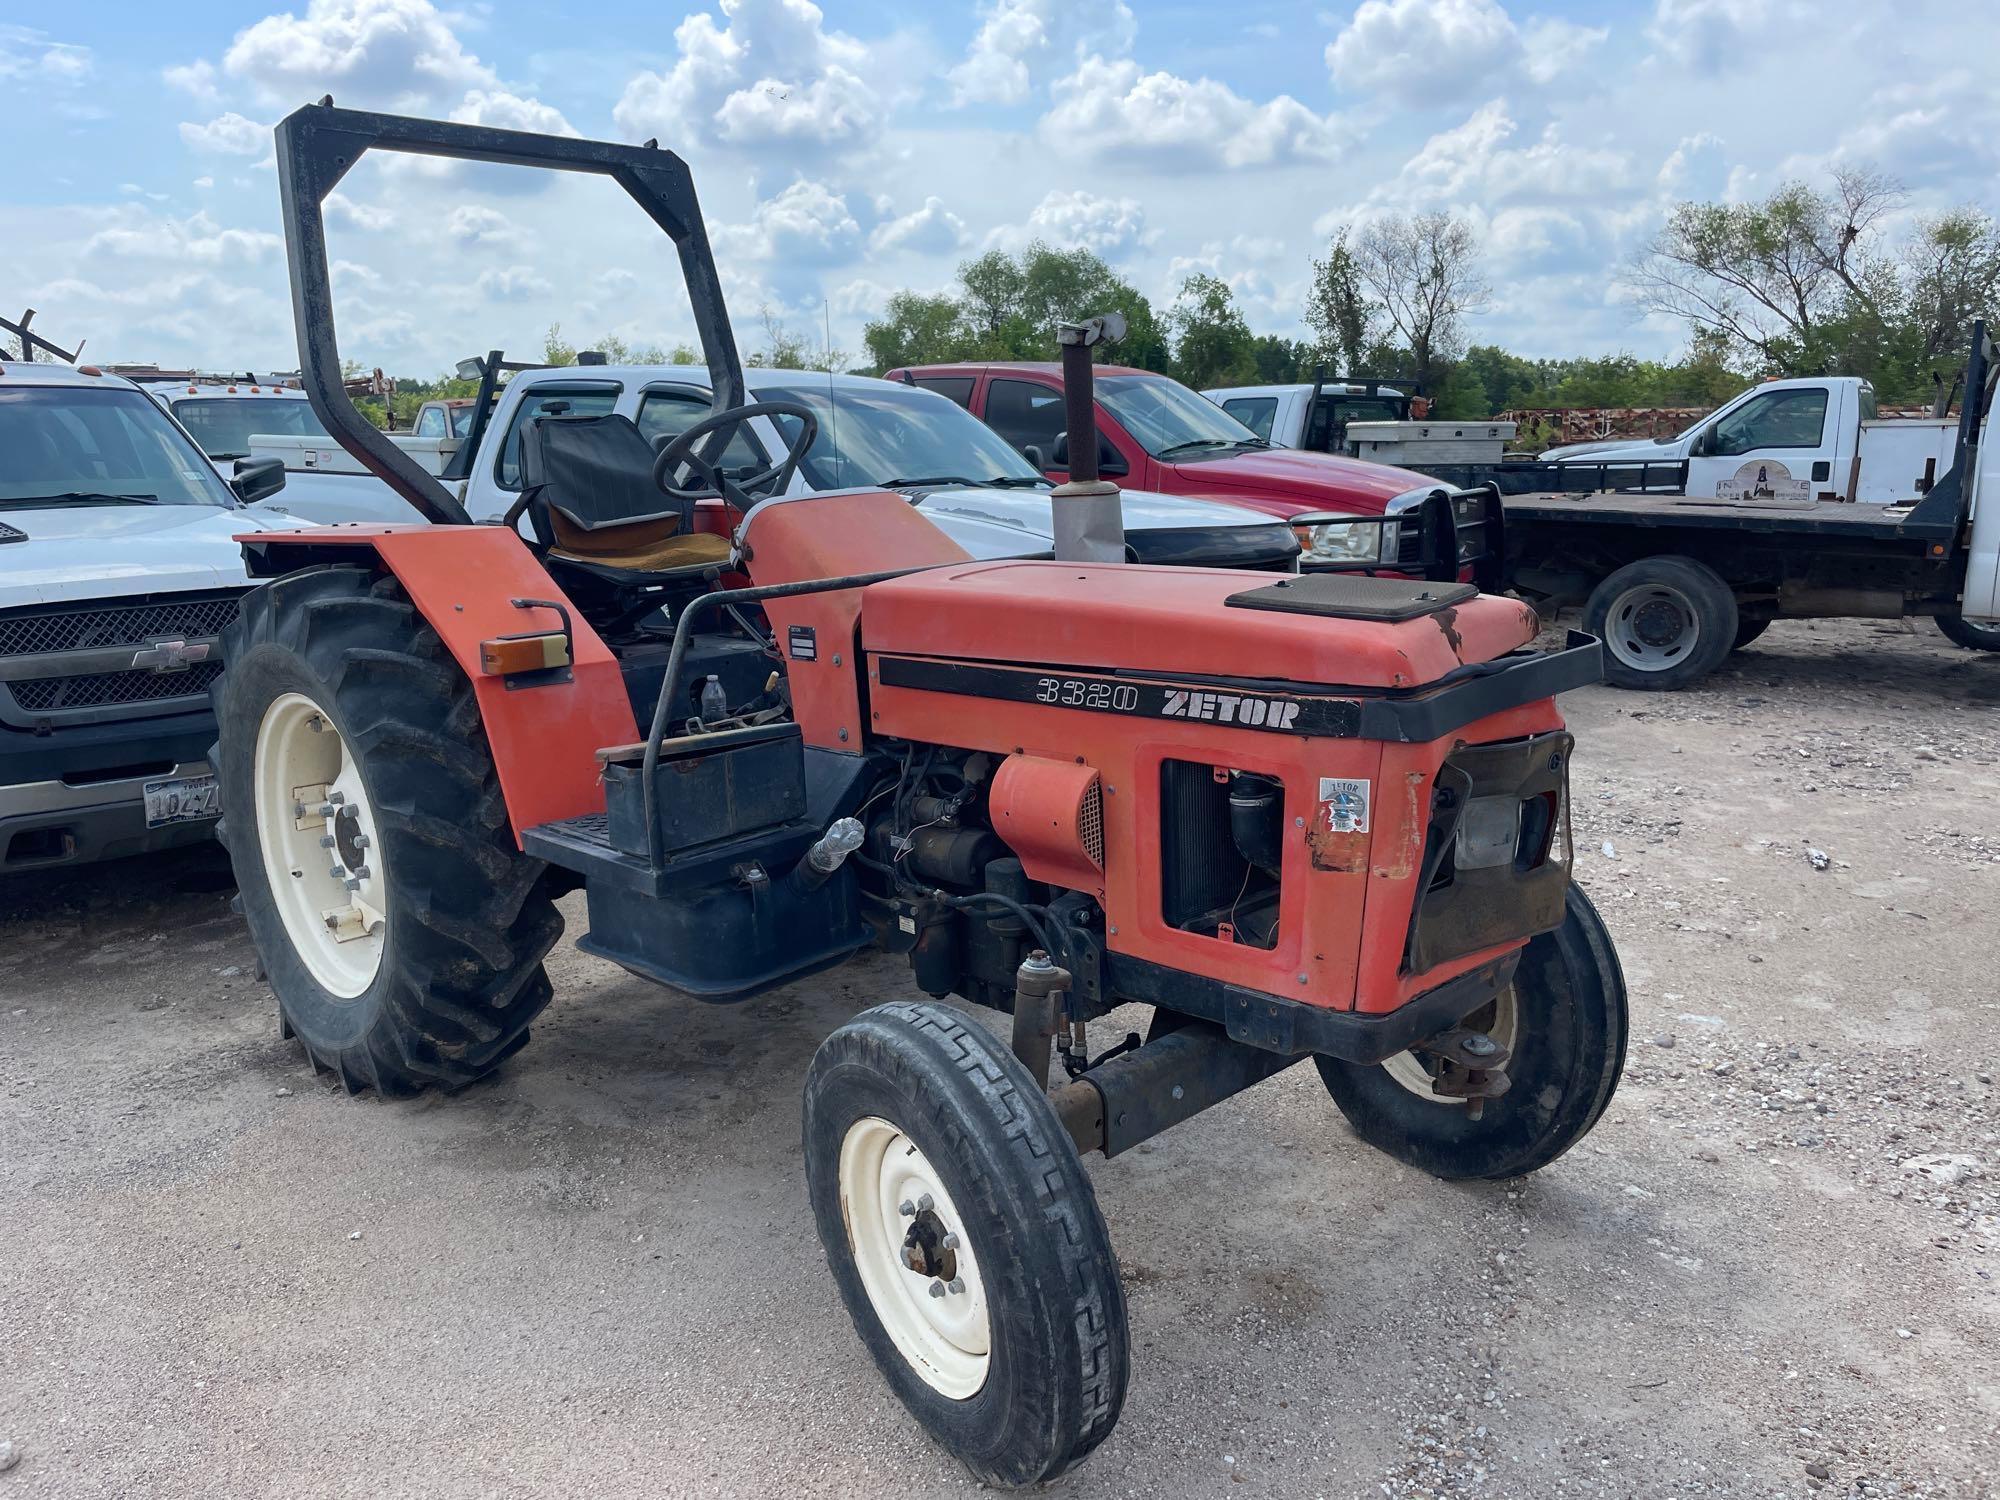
[1051,312,1127,564]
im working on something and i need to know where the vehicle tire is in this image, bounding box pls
[803,1000,1127,1488]
[211,566,563,1097]
[1732,617,1771,651]
[1584,555,1739,690]
[1935,612,2000,652]
[1315,885,1627,1181]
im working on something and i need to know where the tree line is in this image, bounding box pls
[860,169,1996,419]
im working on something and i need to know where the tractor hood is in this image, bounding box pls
[862,559,1540,693]
[0,503,307,608]
[1156,448,1434,522]
[909,483,1300,568]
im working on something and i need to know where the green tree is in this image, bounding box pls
[953,243,1168,368]
[1303,228,1376,372]
[1315,213,1486,394]
[862,291,973,371]
[1247,335,1306,384]
[1166,273,1254,389]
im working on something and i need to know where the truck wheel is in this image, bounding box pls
[1935,612,2000,652]
[804,1001,1127,1488]
[1584,556,1738,689]
[211,567,562,1096]
[1315,886,1627,1181]
[1732,618,1771,651]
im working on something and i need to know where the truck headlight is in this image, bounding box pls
[1295,520,1385,563]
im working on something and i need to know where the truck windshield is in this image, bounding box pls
[754,380,1047,491]
[1099,375,1265,459]
[0,386,237,509]
[172,397,333,460]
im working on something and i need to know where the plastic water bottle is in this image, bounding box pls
[699,674,726,724]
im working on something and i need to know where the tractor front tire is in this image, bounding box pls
[1316,886,1627,1181]
[804,1001,1128,1489]
[212,567,563,1097]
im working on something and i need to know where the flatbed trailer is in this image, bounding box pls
[1495,328,2000,689]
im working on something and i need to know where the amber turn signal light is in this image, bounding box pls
[479,633,570,675]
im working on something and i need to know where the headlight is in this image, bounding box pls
[1295,520,1386,563]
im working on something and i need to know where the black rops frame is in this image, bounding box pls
[275,98,746,525]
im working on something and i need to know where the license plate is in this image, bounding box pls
[143,773,220,828]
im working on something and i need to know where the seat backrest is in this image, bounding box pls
[517,412,691,542]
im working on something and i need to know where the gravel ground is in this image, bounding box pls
[3,615,1998,1499]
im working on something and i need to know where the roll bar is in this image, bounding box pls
[275,98,746,525]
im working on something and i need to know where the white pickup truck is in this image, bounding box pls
[135,377,459,525]
[270,362,1305,569]
[1204,378,1410,453]
[1539,375,1958,505]
[0,362,302,871]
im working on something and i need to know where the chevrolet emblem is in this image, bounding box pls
[130,638,211,673]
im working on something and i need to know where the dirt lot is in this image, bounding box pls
[3,616,1997,1499]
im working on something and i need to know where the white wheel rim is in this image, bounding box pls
[252,692,388,998]
[1605,582,1700,672]
[838,1116,990,1399]
[1382,986,1520,1106]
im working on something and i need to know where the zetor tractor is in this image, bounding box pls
[215,104,1627,1487]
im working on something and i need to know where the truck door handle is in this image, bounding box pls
[1811,461,1830,481]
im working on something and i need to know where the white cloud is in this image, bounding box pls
[1827,70,2000,183]
[477,265,552,301]
[0,24,91,83]
[830,277,897,319]
[445,204,517,246]
[1356,99,1634,213]
[716,179,861,266]
[948,0,1135,106]
[178,112,268,157]
[1328,0,1601,100]
[1012,189,1151,257]
[1039,57,1342,169]
[1645,0,1777,69]
[220,0,497,108]
[163,59,220,102]
[1521,17,1608,83]
[84,210,283,267]
[613,0,883,156]
[192,176,215,190]
[325,191,396,232]
[871,197,969,255]
[449,89,577,137]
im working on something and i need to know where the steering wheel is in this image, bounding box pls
[652,400,819,510]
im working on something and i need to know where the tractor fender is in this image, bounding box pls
[236,525,638,845]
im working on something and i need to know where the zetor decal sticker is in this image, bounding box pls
[874,657,1363,737]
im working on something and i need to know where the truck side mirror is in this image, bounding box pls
[1692,427,1716,458]
[1023,443,1046,470]
[231,455,287,504]
[1050,432,1070,467]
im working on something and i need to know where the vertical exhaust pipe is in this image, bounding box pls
[1052,312,1127,564]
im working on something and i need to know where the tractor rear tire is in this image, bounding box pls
[1585,555,1738,690]
[1935,612,2000,652]
[211,567,563,1097]
[1316,885,1627,1181]
[803,1001,1127,1489]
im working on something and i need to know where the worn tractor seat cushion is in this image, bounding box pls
[548,512,732,571]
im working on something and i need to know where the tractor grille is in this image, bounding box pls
[0,594,241,657]
[10,660,226,713]
[1080,776,1104,869]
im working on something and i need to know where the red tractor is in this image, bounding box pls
[214,103,1627,1487]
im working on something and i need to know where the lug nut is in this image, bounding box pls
[327,792,345,805]
[317,803,337,817]
[352,866,371,881]
[319,834,336,848]
[1463,1034,1498,1057]
[940,1232,959,1251]
[328,866,345,879]
[946,1277,965,1296]
[343,878,361,892]
[927,1280,947,1299]
[898,1199,915,1217]
[917,1193,934,1212]
[353,833,370,849]
[292,802,306,819]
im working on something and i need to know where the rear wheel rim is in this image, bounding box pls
[252,692,387,998]
[838,1115,990,1399]
[1381,986,1520,1106]
[1606,583,1699,672]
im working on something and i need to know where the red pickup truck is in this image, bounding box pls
[884,360,1464,570]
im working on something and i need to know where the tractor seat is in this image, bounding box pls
[513,412,733,574]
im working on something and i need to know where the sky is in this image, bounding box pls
[4,0,1997,379]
